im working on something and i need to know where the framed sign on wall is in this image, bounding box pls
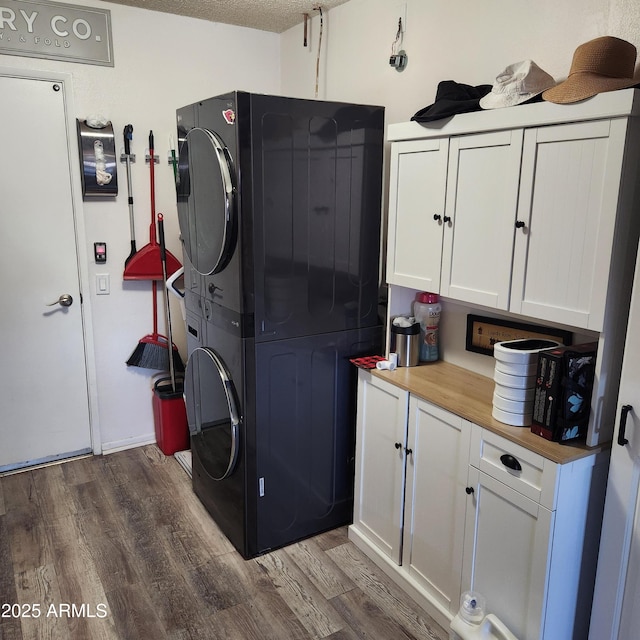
[0,1,113,66]
[466,314,572,356]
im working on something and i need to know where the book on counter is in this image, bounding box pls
[531,342,598,442]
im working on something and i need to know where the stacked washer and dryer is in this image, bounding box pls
[176,92,384,559]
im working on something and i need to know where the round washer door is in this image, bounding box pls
[177,127,235,276]
[185,347,240,481]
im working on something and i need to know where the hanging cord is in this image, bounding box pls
[390,17,402,57]
[314,6,324,98]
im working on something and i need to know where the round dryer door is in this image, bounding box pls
[177,127,236,276]
[184,347,240,481]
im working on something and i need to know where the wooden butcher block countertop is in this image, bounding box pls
[371,360,609,464]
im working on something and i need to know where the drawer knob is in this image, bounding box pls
[515,220,526,229]
[465,486,474,495]
[500,454,522,472]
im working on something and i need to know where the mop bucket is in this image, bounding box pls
[152,375,188,455]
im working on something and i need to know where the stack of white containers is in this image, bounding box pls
[492,339,561,426]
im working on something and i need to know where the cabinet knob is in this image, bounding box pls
[405,448,413,455]
[433,214,442,222]
[395,442,402,449]
[465,486,474,495]
[443,216,451,223]
[515,220,526,229]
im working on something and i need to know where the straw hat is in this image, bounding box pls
[543,36,638,104]
[480,60,556,109]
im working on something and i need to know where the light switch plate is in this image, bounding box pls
[96,273,110,295]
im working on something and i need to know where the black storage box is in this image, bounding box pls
[531,342,598,442]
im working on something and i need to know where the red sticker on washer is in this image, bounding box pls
[222,109,235,124]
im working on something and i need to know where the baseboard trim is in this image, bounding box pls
[101,435,157,455]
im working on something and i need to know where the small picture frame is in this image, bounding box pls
[465,314,572,356]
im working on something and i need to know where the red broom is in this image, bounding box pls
[126,131,183,372]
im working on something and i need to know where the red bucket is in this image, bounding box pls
[152,376,188,455]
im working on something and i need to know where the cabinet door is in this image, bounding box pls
[441,129,523,309]
[511,119,627,330]
[386,138,448,291]
[590,251,640,639]
[403,398,471,615]
[462,467,554,640]
[353,372,409,564]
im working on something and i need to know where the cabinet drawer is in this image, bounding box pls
[470,426,558,509]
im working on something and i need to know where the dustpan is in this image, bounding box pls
[123,130,182,280]
[123,240,181,280]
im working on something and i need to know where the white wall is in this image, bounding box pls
[281,0,639,373]
[281,0,640,124]
[1,0,280,452]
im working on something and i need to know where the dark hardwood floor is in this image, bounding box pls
[0,446,448,640]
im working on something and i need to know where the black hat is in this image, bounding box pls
[412,81,493,123]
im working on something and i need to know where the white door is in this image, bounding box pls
[0,73,92,472]
[590,250,640,639]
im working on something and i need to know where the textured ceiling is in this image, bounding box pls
[102,0,351,33]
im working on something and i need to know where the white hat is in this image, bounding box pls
[480,60,556,109]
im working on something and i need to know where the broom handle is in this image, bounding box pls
[158,213,176,391]
[149,130,157,245]
[152,280,159,337]
[149,130,159,338]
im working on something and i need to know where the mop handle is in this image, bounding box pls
[148,130,157,244]
[124,125,135,239]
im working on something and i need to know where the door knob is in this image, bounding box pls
[47,294,73,307]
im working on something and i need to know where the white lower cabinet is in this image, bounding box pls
[462,427,608,640]
[351,371,472,627]
[352,371,409,564]
[350,370,609,639]
[403,396,471,616]
[462,459,554,639]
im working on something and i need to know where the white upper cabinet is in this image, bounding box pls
[511,119,628,331]
[387,138,448,291]
[441,129,523,309]
[387,89,640,333]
